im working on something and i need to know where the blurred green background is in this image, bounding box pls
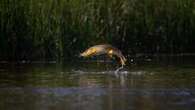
[0,0,195,62]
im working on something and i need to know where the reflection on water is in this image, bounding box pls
[0,62,195,110]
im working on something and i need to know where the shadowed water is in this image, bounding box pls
[0,62,195,110]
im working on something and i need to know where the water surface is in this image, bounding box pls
[0,62,195,110]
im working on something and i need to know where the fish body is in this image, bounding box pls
[80,44,126,66]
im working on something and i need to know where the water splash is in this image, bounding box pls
[71,68,150,77]
[114,65,124,77]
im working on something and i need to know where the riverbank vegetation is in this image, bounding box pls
[0,0,195,62]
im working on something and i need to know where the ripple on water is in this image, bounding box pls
[71,69,152,76]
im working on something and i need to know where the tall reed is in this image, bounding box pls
[0,0,195,61]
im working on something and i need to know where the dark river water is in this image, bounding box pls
[0,62,195,110]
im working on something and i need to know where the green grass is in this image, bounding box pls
[0,0,195,61]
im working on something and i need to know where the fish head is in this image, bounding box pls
[80,47,96,57]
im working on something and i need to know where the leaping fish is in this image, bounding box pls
[80,44,127,66]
